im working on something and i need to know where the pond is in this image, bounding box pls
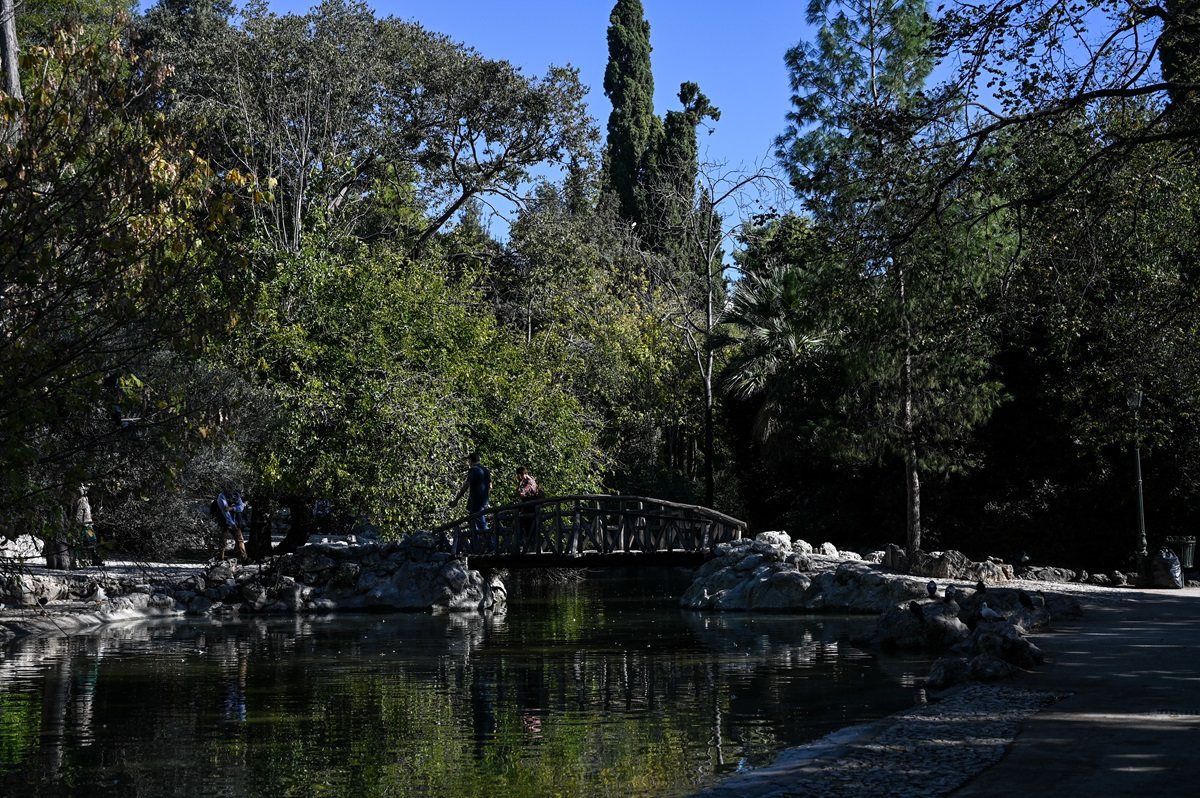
[0,568,931,797]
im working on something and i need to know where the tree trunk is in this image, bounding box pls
[0,0,19,102]
[900,264,921,556]
[905,423,922,556]
[274,496,312,556]
[703,368,714,507]
[44,531,73,570]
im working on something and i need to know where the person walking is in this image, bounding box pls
[74,485,101,567]
[451,453,492,553]
[216,487,248,562]
[230,491,249,531]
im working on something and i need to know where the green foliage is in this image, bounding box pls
[17,0,136,46]
[643,82,720,257]
[141,0,595,255]
[219,236,603,531]
[720,218,831,448]
[999,102,1200,455]
[777,0,933,203]
[601,0,659,224]
[771,0,1012,553]
[1161,0,1200,123]
[0,24,238,544]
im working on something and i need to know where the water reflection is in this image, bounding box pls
[1,574,930,798]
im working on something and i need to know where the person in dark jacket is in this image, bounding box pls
[451,453,492,552]
[216,488,248,562]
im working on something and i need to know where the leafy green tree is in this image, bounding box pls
[216,230,604,537]
[0,24,238,560]
[642,163,781,506]
[929,0,1200,212]
[919,0,1200,564]
[721,216,831,452]
[500,175,718,502]
[17,0,137,44]
[141,0,594,255]
[1161,0,1200,124]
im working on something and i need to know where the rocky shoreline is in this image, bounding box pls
[1,529,1167,797]
[1,529,1144,690]
[0,532,503,643]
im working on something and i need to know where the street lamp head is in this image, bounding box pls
[1126,389,1142,410]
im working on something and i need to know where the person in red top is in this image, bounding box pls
[515,467,541,554]
[516,467,539,501]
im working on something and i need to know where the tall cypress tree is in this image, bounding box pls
[644,81,719,255]
[602,0,659,224]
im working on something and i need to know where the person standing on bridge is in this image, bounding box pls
[515,467,542,554]
[516,467,540,502]
[452,452,492,552]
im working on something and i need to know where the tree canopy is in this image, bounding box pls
[3,0,1199,574]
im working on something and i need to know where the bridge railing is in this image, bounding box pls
[433,494,746,557]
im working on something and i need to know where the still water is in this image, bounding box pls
[1,569,930,798]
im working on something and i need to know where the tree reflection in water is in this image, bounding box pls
[0,571,931,797]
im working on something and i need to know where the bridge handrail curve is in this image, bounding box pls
[432,494,746,535]
[432,493,746,558]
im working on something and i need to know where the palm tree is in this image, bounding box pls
[718,264,828,453]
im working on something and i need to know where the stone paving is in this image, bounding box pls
[693,685,1066,798]
[692,583,1200,798]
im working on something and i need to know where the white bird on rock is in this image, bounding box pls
[980,602,1004,621]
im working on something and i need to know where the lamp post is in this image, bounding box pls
[1127,389,1148,579]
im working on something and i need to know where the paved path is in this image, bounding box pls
[694,585,1200,798]
[951,586,1200,796]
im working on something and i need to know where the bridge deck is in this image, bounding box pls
[433,494,745,559]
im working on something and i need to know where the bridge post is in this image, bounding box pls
[569,498,581,555]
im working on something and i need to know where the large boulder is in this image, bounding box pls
[968,653,1021,681]
[972,621,1043,669]
[1017,566,1077,583]
[241,534,501,614]
[882,544,907,571]
[909,550,1014,582]
[967,559,1015,582]
[925,656,970,689]
[909,549,974,579]
[682,540,929,612]
[755,530,791,549]
[805,562,930,613]
[871,600,971,649]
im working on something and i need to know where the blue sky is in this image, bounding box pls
[266,1,815,173]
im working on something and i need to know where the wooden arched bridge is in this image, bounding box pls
[432,495,746,567]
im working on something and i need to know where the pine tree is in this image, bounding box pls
[777,0,1005,556]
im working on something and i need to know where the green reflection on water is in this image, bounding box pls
[1,571,929,797]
